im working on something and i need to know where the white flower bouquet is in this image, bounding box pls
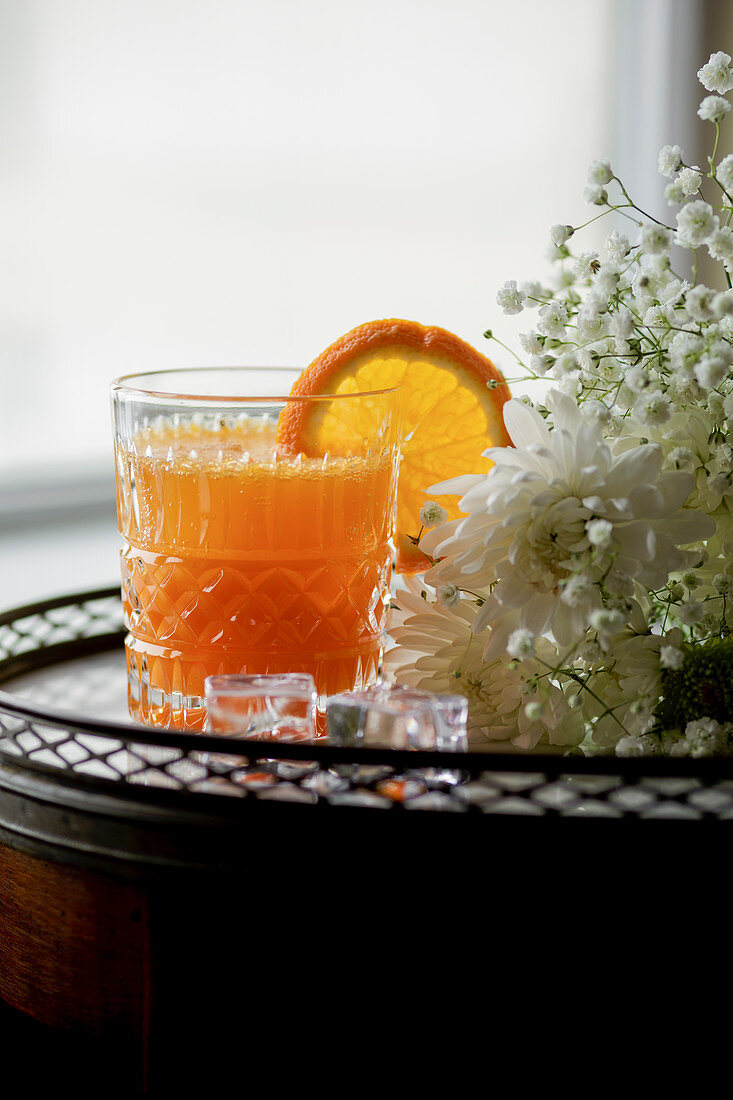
[387,50,733,758]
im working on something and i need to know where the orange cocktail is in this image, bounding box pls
[111,368,400,731]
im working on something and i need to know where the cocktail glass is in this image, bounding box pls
[111,367,400,733]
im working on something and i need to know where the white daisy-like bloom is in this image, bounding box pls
[698,51,733,94]
[385,578,585,751]
[676,200,720,247]
[421,390,714,649]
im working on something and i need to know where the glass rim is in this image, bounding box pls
[111,366,399,404]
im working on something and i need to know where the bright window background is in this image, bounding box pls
[5,0,726,608]
[1,0,615,491]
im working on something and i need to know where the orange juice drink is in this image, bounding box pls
[111,369,400,732]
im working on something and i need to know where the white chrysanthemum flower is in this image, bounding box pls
[421,390,713,648]
[698,51,733,94]
[698,95,731,123]
[385,577,585,750]
[496,280,526,315]
[676,166,703,195]
[676,200,720,247]
[658,144,684,178]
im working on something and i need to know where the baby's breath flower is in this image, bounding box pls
[496,280,526,315]
[437,583,461,608]
[586,518,613,547]
[712,290,733,318]
[717,153,733,192]
[552,351,578,376]
[529,353,554,376]
[588,158,613,185]
[419,501,448,528]
[639,224,673,255]
[695,354,728,389]
[698,95,731,123]
[625,364,649,393]
[676,200,719,248]
[605,229,631,263]
[658,144,684,178]
[664,180,686,204]
[685,284,716,321]
[506,628,536,659]
[676,166,703,195]
[520,280,546,303]
[668,446,696,469]
[550,224,574,248]
[573,251,601,280]
[676,600,705,625]
[660,644,684,670]
[609,309,635,340]
[635,388,673,426]
[524,700,544,722]
[519,330,544,356]
[708,225,733,266]
[714,573,733,595]
[536,300,568,339]
[698,51,733,94]
[584,184,608,206]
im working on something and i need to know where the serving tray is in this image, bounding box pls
[1,585,733,850]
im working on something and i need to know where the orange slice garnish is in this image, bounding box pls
[277,318,511,573]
